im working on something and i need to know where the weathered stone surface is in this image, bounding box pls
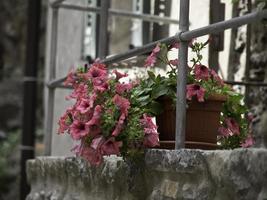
[26,149,267,200]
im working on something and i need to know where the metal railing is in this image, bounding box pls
[44,0,267,155]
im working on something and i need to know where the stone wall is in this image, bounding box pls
[26,148,267,200]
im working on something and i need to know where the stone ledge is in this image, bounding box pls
[26,148,267,200]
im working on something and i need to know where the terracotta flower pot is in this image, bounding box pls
[156,95,226,150]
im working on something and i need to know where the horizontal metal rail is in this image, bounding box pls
[180,9,267,41]
[50,0,66,8]
[57,3,179,25]
[225,81,267,87]
[46,9,267,89]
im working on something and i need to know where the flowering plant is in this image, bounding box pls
[58,63,160,165]
[58,40,254,165]
[136,40,254,149]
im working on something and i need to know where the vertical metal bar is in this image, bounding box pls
[20,1,41,198]
[44,7,59,155]
[175,0,190,149]
[244,0,252,105]
[97,0,109,58]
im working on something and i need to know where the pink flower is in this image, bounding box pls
[92,77,108,93]
[140,114,157,130]
[210,69,224,86]
[113,70,128,80]
[241,135,254,148]
[171,42,180,49]
[69,120,89,140]
[145,44,161,67]
[143,133,159,147]
[80,146,103,166]
[86,63,107,79]
[140,114,159,147]
[64,69,77,86]
[218,126,231,137]
[225,118,240,135]
[169,59,179,66]
[115,83,133,94]
[71,144,82,155]
[91,136,105,150]
[86,105,102,126]
[58,111,72,134]
[194,64,210,80]
[145,54,157,67]
[67,83,88,100]
[186,84,206,102]
[247,112,254,122]
[112,113,126,137]
[76,98,91,114]
[100,137,122,156]
[152,45,160,54]
[113,94,130,116]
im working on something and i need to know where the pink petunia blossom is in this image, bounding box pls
[171,42,180,49]
[64,69,77,86]
[140,114,159,147]
[241,135,254,148]
[86,63,107,79]
[113,94,131,116]
[100,137,122,156]
[145,44,161,67]
[186,84,206,102]
[247,112,254,122]
[225,118,240,135]
[140,114,157,130]
[69,120,89,140]
[218,126,231,137]
[169,59,179,66]
[112,113,126,137]
[210,69,224,86]
[145,54,157,67]
[66,83,88,100]
[71,143,82,156]
[92,77,109,93]
[115,83,133,94]
[73,110,92,123]
[86,105,102,127]
[58,111,72,134]
[91,136,105,150]
[194,64,210,80]
[143,133,159,147]
[113,70,128,80]
[76,98,91,114]
[80,146,103,166]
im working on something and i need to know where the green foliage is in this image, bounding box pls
[0,130,20,195]
[138,40,252,149]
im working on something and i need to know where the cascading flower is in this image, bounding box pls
[86,63,107,79]
[145,44,161,67]
[186,84,206,102]
[115,83,133,94]
[210,69,224,86]
[59,62,160,166]
[140,114,159,147]
[113,70,128,80]
[113,94,131,116]
[194,64,210,80]
[69,120,89,140]
[241,135,254,148]
[225,118,240,135]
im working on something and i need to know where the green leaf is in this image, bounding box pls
[147,70,156,81]
[151,84,169,99]
[148,101,163,115]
